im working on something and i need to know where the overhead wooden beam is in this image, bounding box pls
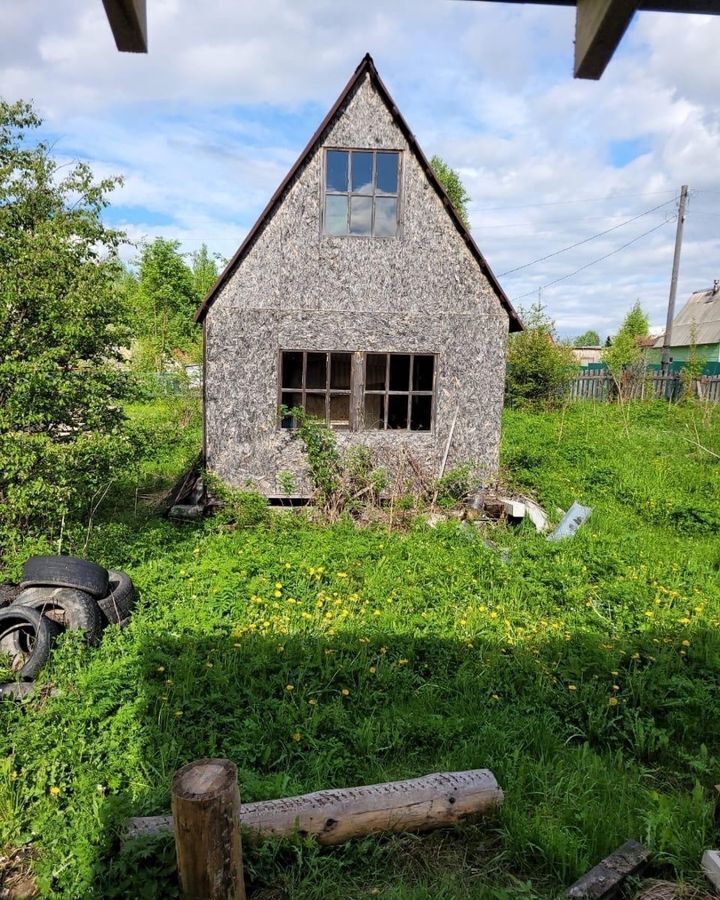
[574,0,637,79]
[462,1,720,12]
[101,0,147,53]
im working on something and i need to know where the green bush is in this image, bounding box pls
[506,304,578,409]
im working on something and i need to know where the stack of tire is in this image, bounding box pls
[0,556,135,681]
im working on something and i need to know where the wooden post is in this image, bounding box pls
[661,184,689,375]
[171,758,246,900]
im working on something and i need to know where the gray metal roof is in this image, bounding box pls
[654,284,720,348]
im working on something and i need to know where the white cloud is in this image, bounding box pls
[1,1,719,337]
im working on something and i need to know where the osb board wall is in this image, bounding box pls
[205,72,509,494]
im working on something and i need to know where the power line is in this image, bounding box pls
[473,189,677,212]
[498,198,678,277]
[510,218,674,303]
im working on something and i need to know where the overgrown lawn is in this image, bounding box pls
[1,400,719,898]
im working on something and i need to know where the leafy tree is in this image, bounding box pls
[191,243,221,300]
[0,100,137,539]
[603,302,650,401]
[505,304,578,409]
[573,329,601,346]
[430,155,471,227]
[125,238,200,370]
[603,302,649,375]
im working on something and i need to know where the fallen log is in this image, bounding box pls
[128,768,502,846]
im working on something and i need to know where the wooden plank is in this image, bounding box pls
[565,840,651,899]
[128,769,503,846]
[171,759,245,900]
[101,0,147,53]
[574,0,638,79]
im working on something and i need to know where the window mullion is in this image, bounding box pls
[383,353,390,430]
[407,355,414,431]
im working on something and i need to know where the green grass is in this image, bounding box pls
[1,400,719,898]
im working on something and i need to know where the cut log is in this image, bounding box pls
[171,758,245,900]
[565,839,651,899]
[129,768,502,846]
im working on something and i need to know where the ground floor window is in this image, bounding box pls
[279,350,435,432]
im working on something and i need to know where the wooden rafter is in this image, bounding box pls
[101,0,147,53]
[462,0,720,78]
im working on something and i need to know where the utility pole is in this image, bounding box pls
[661,185,689,374]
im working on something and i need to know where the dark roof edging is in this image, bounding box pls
[194,53,523,332]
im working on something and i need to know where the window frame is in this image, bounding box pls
[321,148,402,239]
[278,350,437,433]
[278,350,353,430]
[363,353,437,432]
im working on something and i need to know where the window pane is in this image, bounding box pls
[305,393,326,419]
[351,151,373,194]
[330,352,351,389]
[325,195,348,235]
[366,354,387,392]
[410,395,433,431]
[389,354,411,391]
[350,196,372,235]
[374,197,397,236]
[281,392,302,428]
[376,152,398,194]
[281,351,303,389]
[306,352,327,389]
[364,394,385,429]
[326,150,348,192]
[387,394,409,429]
[412,355,434,391]
[329,394,350,430]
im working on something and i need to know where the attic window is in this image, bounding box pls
[323,149,400,237]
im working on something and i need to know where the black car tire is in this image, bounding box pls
[15,587,103,647]
[98,570,135,626]
[0,607,61,680]
[20,555,109,599]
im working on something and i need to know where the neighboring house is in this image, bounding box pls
[572,345,603,367]
[649,282,720,366]
[195,54,522,496]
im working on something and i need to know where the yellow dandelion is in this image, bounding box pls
[175,710,183,717]
[398,658,410,666]
[308,698,318,706]
[286,684,294,692]
[156,666,165,673]
[568,684,577,692]
[608,697,618,707]
[681,640,690,647]
[50,786,61,796]
[369,666,376,674]
[341,688,350,696]
[274,590,282,598]
[275,582,283,589]
[292,732,301,742]
[612,684,620,691]
[337,572,348,578]
[491,694,500,701]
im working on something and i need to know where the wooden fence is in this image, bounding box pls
[569,373,720,403]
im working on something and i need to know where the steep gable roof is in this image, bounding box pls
[195,54,523,331]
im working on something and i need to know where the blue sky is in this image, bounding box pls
[3,1,720,338]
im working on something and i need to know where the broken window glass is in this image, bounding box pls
[362,353,435,432]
